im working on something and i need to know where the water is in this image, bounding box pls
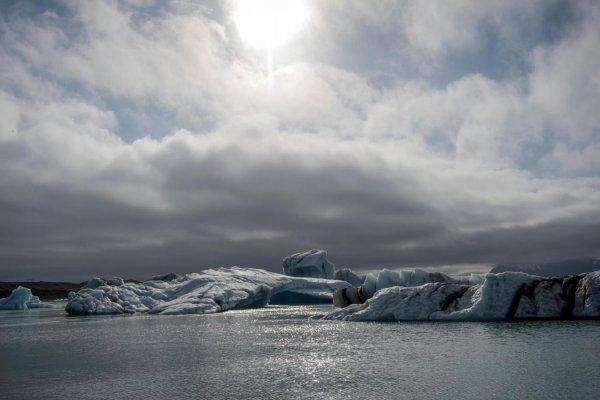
[1,304,600,400]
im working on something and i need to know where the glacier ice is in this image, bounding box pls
[83,276,124,289]
[83,277,106,289]
[0,286,54,310]
[65,267,350,315]
[323,271,600,321]
[282,249,335,279]
[106,276,124,286]
[334,268,364,286]
[358,268,483,299]
[64,262,600,321]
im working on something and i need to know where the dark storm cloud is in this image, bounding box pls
[2,131,599,280]
[0,135,445,280]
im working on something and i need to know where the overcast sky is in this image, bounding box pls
[1,0,599,281]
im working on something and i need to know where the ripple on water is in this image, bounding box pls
[1,305,600,400]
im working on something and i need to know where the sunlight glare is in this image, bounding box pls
[233,0,308,50]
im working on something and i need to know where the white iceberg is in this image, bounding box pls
[282,249,335,279]
[65,267,350,315]
[360,268,484,298]
[322,271,600,321]
[334,268,364,286]
[0,286,54,310]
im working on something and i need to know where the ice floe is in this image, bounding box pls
[0,287,54,310]
[65,267,350,315]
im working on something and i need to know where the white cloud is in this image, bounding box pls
[311,0,560,75]
[529,1,600,162]
[0,92,20,141]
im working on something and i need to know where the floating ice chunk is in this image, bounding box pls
[282,249,335,279]
[322,271,600,321]
[0,286,54,310]
[66,267,350,315]
[0,287,37,310]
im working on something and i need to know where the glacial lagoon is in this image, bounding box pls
[1,304,600,400]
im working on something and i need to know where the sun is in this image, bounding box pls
[232,0,308,50]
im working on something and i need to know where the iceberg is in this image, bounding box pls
[334,268,484,306]
[334,268,364,286]
[362,268,461,298]
[0,286,54,310]
[83,276,125,289]
[322,271,600,321]
[65,267,350,315]
[282,249,335,279]
[82,277,106,289]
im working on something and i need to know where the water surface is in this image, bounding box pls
[1,304,599,399]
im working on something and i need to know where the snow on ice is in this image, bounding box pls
[63,249,600,321]
[322,271,600,321]
[282,249,336,279]
[65,267,350,315]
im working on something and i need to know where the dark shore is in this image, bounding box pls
[0,281,83,301]
[1,279,144,301]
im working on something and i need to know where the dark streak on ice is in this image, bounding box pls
[561,275,582,318]
[440,286,469,311]
[505,275,585,320]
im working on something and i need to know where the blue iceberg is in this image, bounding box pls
[0,286,54,310]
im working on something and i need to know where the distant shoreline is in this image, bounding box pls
[0,281,83,301]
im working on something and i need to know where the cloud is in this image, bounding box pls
[529,1,600,175]
[0,0,599,280]
[308,0,578,81]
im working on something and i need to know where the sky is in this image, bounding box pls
[1,0,599,281]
